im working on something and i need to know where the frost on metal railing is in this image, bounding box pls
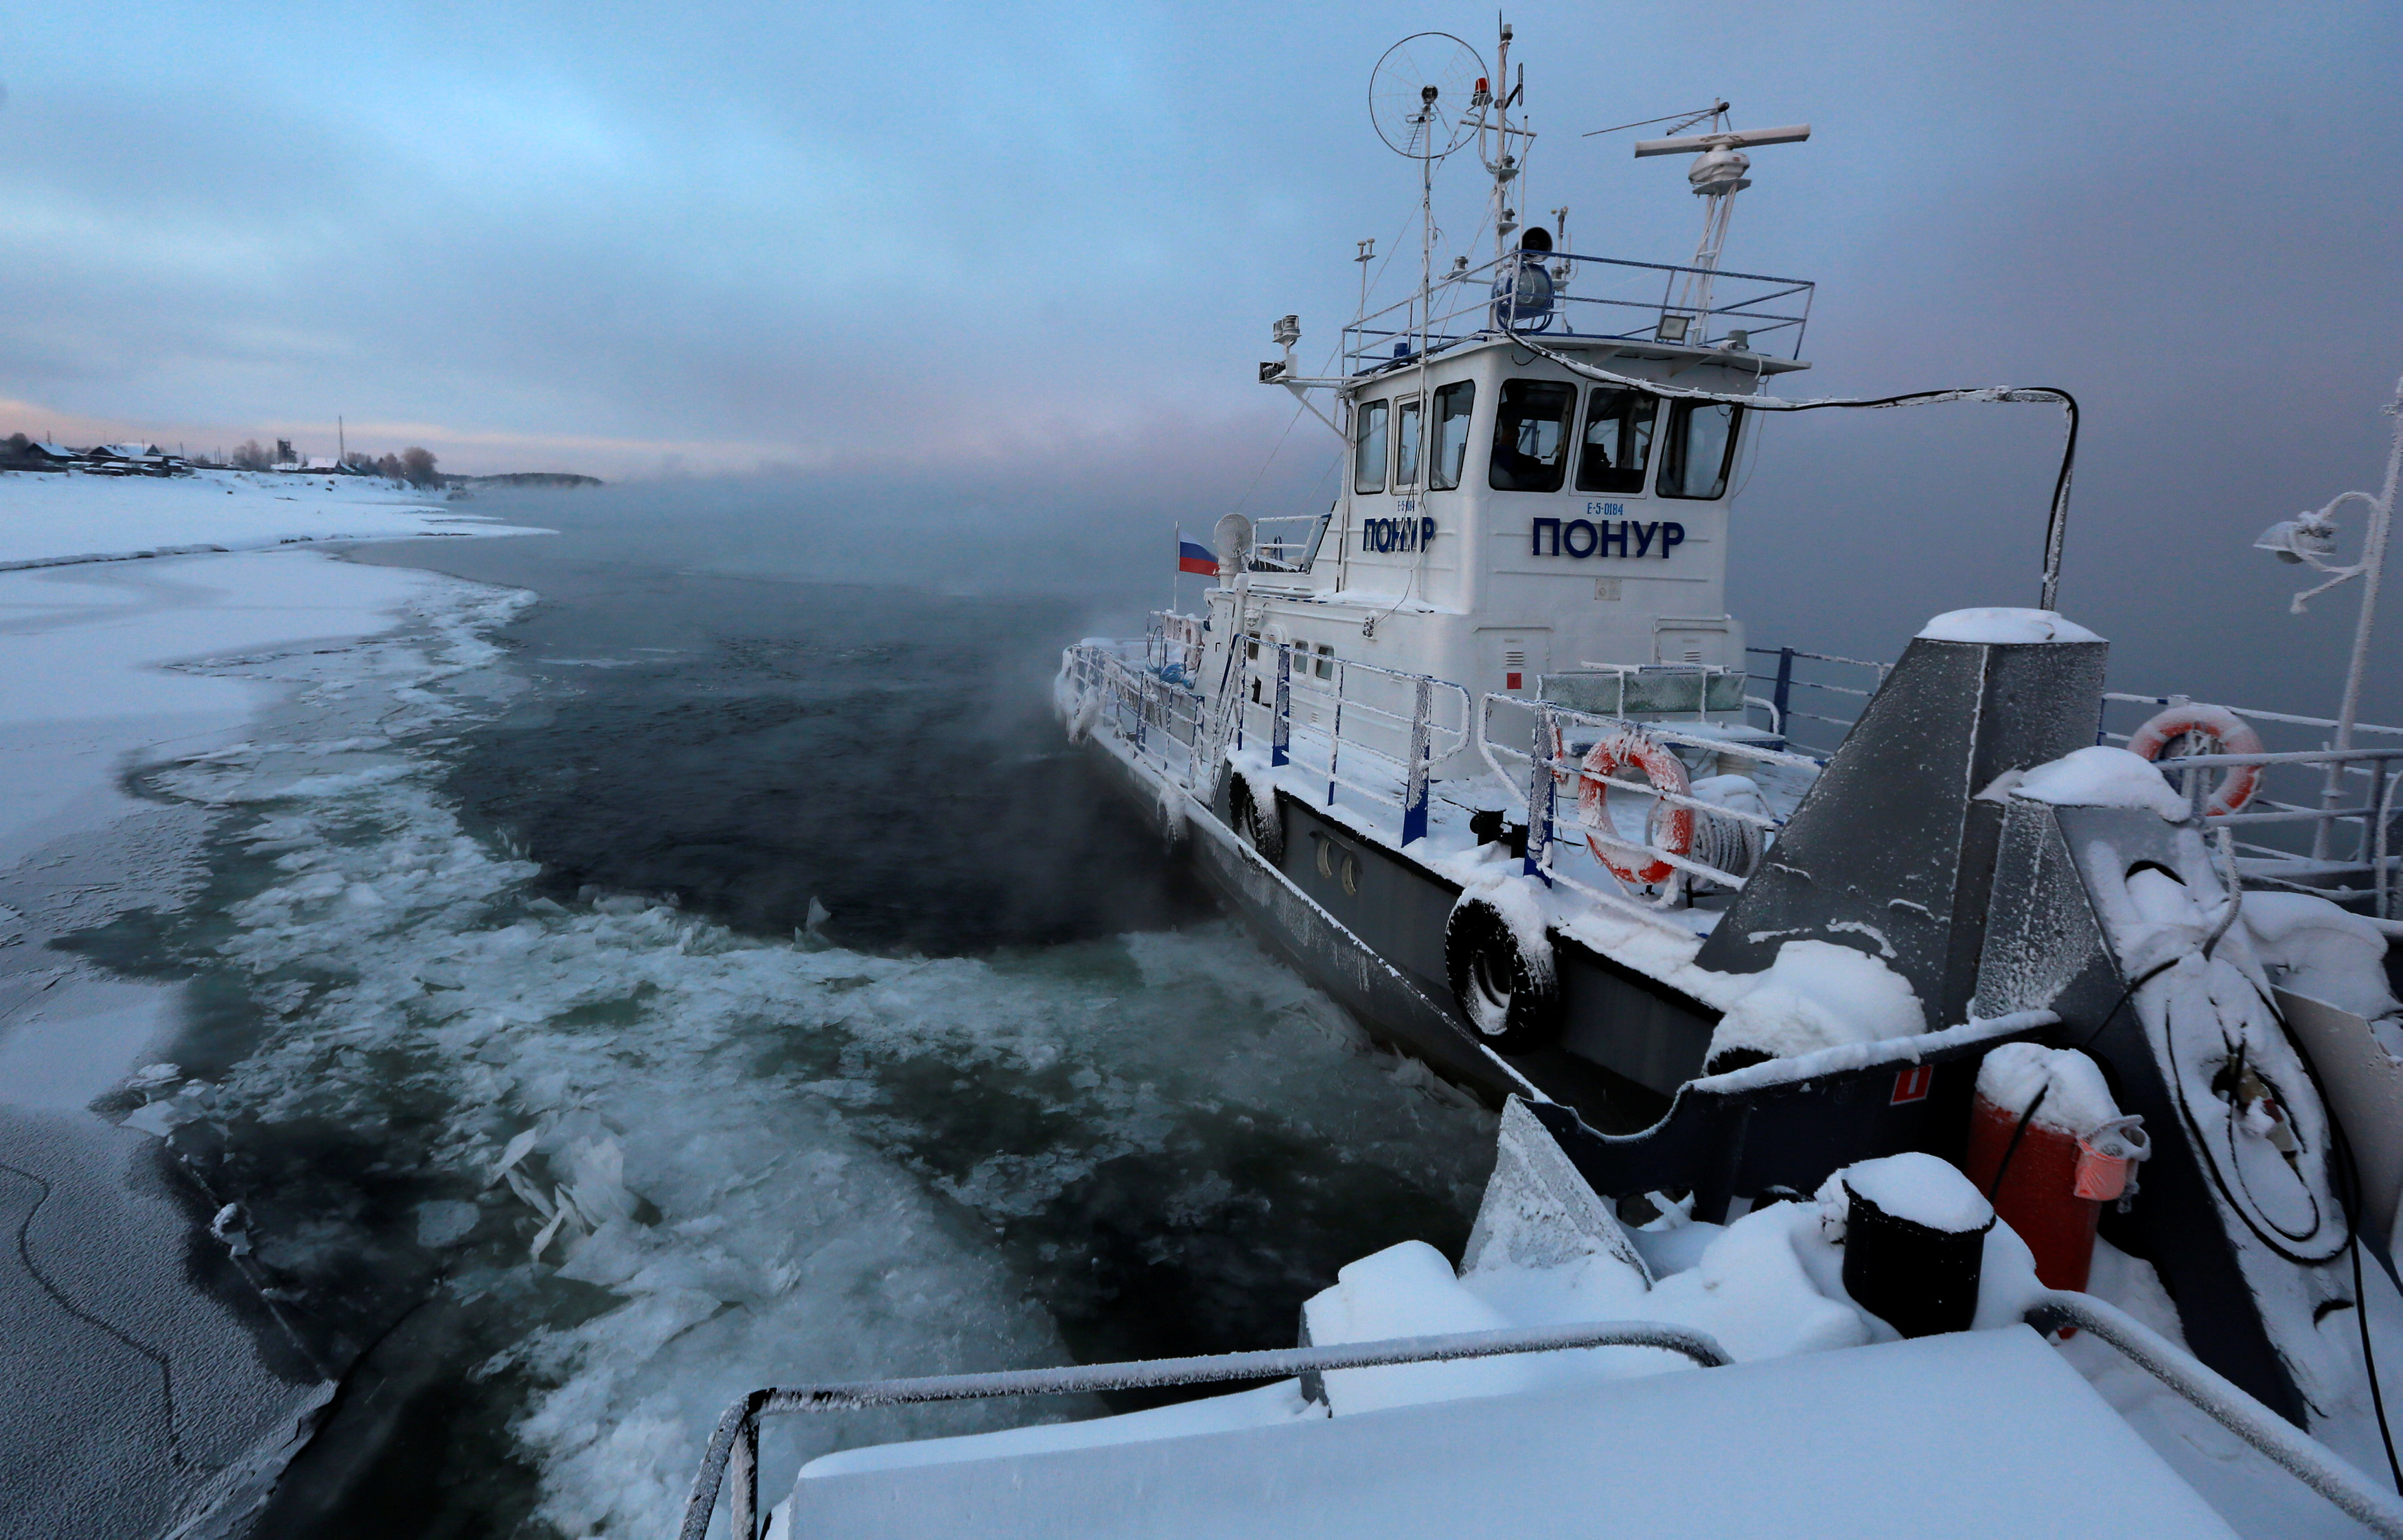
[1746,645,1890,756]
[2100,691,2403,921]
[1062,640,1206,788]
[1237,643,1471,846]
[1247,513,1330,575]
[678,1321,1733,1540]
[1479,693,1818,911]
[1341,249,1814,373]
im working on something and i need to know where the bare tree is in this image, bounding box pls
[400,446,440,487]
[374,452,403,480]
[232,439,271,470]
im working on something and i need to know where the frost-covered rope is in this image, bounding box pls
[680,1320,1732,1539]
[1496,323,2081,611]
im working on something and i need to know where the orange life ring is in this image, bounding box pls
[2128,704,2264,815]
[1576,726,1694,884]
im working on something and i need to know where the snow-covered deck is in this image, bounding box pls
[785,1329,2236,1539]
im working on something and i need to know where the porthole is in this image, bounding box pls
[1316,838,1334,878]
[1342,853,1360,896]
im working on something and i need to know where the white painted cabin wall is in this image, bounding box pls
[1228,341,1779,717]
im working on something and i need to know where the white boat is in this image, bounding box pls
[680,22,2403,1538]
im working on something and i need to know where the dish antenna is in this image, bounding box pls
[1366,32,1488,371]
[1368,32,1485,160]
[1627,105,1810,344]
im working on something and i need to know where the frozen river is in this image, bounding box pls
[0,476,1495,1537]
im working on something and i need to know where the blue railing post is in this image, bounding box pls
[1401,676,1432,844]
[1771,646,1795,731]
[1272,645,1291,768]
[1525,704,1556,884]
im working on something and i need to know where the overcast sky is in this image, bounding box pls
[5,1,2402,712]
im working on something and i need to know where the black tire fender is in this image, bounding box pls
[1442,892,1563,1054]
[1229,772,1285,864]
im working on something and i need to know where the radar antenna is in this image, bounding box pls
[1629,106,1810,345]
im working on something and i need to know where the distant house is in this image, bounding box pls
[85,443,181,477]
[303,456,344,472]
[1,440,79,472]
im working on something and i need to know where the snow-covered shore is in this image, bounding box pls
[0,466,540,571]
[0,468,544,1536]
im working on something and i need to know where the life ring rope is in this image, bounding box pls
[2128,703,2264,816]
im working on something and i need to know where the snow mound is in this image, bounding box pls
[2012,746,2189,820]
[1839,1153,1995,1236]
[2243,890,2400,1026]
[1916,608,2102,644]
[1705,939,1926,1068]
[1974,1043,2122,1138]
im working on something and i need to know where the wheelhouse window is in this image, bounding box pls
[1353,399,1390,494]
[1657,401,1743,500]
[1488,379,1576,492]
[1574,387,1658,495]
[1393,397,1423,489]
[1428,380,1475,490]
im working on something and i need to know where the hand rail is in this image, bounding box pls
[1244,645,1471,845]
[2023,1291,2403,1539]
[678,1321,1733,1540]
[1342,249,1815,368]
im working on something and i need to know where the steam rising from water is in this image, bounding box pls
[126,566,1492,1535]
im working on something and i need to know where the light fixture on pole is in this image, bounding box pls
[2252,372,2401,860]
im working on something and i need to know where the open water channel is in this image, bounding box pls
[84,487,1496,1537]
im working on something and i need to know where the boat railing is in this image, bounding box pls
[1746,645,1890,756]
[1340,250,1814,376]
[2101,692,2403,922]
[1480,694,1821,910]
[1145,610,1206,679]
[1063,641,1207,787]
[677,1321,1734,1540]
[1246,513,1331,575]
[1238,644,1472,845]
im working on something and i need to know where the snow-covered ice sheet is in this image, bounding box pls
[0,466,546,570]
[0,475,542,1536]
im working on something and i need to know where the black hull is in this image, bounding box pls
[1079,737,1714,1132]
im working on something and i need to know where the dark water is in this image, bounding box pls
[95,488,1494,1538]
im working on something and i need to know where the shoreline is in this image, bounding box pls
[0,468,545,1535]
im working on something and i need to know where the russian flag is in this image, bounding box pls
[1178,538,1218,576]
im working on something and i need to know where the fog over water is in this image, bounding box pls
[55,498,1488,1539]
[6,3,2400,731]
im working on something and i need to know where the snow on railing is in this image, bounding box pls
[1238,643,1471,846]
[2152,745,2402,923]
[2100,693,2402,921]
[1063,642,1206,787]
[1480,694,1819,911]
[2025,1291,2403,1538]
[1247,513,1330,575]
[677,1321,1735,1540]
[1747,645,1890,756]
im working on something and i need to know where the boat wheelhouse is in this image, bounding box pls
[679,26,2403,1540]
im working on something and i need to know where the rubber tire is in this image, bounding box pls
[1230,775,1285,864]
[1443,897,1563,1055]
